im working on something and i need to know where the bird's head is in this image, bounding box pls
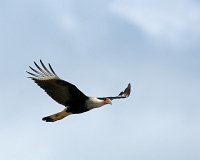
[104,98,112,105]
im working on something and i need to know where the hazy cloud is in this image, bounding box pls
[110,0,200,46]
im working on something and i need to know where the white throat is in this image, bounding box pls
[86,97,105,110]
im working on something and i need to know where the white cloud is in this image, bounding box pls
[109,0,200,44]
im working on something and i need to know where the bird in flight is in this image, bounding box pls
[27,60,131,122]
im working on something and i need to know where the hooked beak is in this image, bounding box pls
[104,98,112,105]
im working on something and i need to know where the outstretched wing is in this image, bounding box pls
[27,60,88,106]
[98,83,131,100]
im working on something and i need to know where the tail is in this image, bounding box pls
[42,109,72,122]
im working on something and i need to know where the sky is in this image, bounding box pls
[0,0,200,159]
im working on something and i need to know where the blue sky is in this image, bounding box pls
[0,0,200,159]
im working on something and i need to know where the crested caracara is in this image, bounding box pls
[27,60,131,122]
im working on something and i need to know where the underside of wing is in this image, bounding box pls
[27,60,88,106]
[98,83,131,100]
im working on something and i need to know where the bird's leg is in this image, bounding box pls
[42,108,72,122]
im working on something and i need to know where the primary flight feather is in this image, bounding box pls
[27,60,131,122]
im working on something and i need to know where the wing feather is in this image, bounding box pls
[40,60,54,76]
[27,60,87,106]
[48,63,58,76]
[98,83,131,100]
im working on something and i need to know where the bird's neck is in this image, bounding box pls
[86,97,105,110]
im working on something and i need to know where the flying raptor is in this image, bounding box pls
[27,60,131,122]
